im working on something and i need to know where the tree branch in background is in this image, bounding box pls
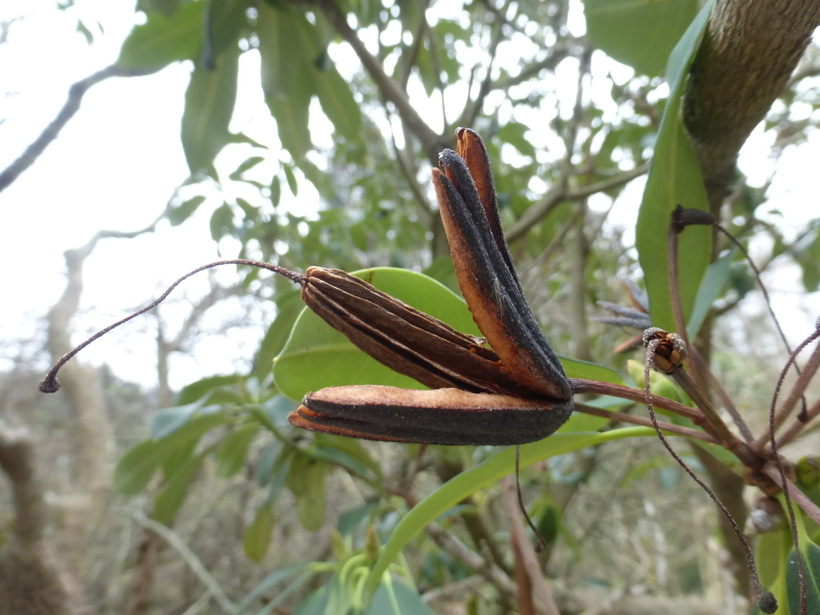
[0,426,87,615]
[0,65,159,193]
[683,0,820,209]
[313,0,448,164]
[502,476,559,615]
[507,162,649,242]
[425,523,517,597]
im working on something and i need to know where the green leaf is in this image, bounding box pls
[270,175,282,207]
[560,356,626,385]
[117,1,204,69]
[168,195,206,226]
[283,163,299,195]
[266,73,313,162]
[229,155,266,180]
[153,448,209,523]
[152,402,204,439]
[207,0,250,58]
[496,122,536,158]
[366,427,656,592]
[274,268,482,400]
[296,459,328,532]
[688,247,735,337]
[311,66,362,140]
[243,503,276,562]
[217,423,260,477]
[584,0,699,77]
[258,3,313,161]
[237,564,313,613]
[176,375,245,406]
[635,0,714,332]
[367,578,434,615]
[210,202,235,241]
[113,440,165,495]
[786,539,820,614]
[181,45,240,174]
[255,291,304,382]
[114,410,229,494]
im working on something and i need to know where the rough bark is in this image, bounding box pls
[0,426,87,615]
[683,0,820,211]
[47,248,115,576]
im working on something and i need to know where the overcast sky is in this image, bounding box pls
[2,0,819,393]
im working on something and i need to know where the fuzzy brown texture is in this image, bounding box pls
[683,0,820,210]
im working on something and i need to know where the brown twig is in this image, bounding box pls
[501,477,559,615]
[755,332,820,449]
[569,378,704,424]
[507,163,649,242]
[776,397,820,448]
[573,403,718,444]
[425,523,516,596]
[0,65,159,192]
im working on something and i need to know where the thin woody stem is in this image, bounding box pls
[39,260,304,393]
[776,396,820,448]
[569,378,704,423]
[643,340,767,606]
[668,368,743,451]
[687,345,755,442]
[755,329,820,450]
[573,403,719,444]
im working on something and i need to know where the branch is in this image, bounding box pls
[128,509,237,614]
[501,477,560,615]
[0,65,159,193]
[314,0,446,163]
[573,403,719,444]
[506,163,649,242]
[683,0,820,208]
[425,523,516,597]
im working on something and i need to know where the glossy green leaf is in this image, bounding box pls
[274,268,482,401]
[366,427,655,592]
[688,247,736,337]
[117,1,204,69]
[560,356,626,385]
[181,45,240,174]
[255,291,304,382]
[153,448,209,523]
[243,503,275,562]
[584,0,698,77]
[217,423,260,477]
[635,0,714,332]
[786,540,820,614]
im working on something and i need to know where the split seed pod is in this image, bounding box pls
[289,128,574,445]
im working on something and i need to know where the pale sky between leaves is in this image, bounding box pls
[1,0,819,392]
